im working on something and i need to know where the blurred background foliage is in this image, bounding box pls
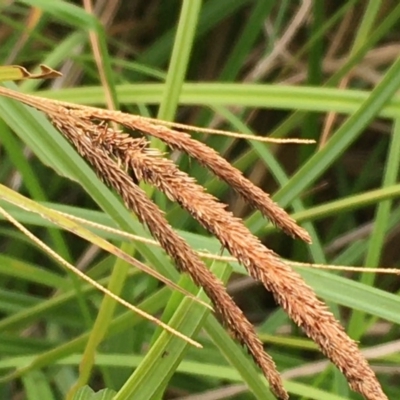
[0,1,400,399]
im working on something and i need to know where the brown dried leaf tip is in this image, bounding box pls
[0,87,388,400]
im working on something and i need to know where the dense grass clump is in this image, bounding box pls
[0,2,400,399]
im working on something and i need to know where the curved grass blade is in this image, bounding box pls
[0,204,201,348]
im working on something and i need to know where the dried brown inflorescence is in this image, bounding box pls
[0,87,388,400]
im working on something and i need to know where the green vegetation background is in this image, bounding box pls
[0,1,400,399]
